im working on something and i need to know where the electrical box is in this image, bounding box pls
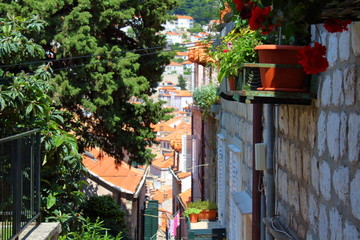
[255,143,266,171]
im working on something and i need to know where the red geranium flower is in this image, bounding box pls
[223,49,229,53]
[297,42,329,75]
[324,19,352,33]
[249,6,271,31]
[240,1,255,20]
[232,0,244,12]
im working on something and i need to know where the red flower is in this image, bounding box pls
[249,6,271,31]
[297,42,329,75]
[232,0,244,12]
[324,19,352,33]
[240,1,255,20]
[223,49,229,53]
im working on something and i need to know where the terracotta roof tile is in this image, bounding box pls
[168,61,182,66]
[176,15,194,20]
[176,90,192,97]
[178,188,192,207]
[151,155,174,169]
[152,185,173,203]
[177,172,191,179]
[83,148,145,194]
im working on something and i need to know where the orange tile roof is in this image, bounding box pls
[162,127,191,142]
[151,122,176,132]
[159,86,177,90]
[179,188,192,207]
[168,61,182,66]
[177,172,191,179]
[176,15,194,20]
[182,60,193,65]
[167,32,181,36]
[152,185,173,203]
[151,155,174,169]
[176,90,192,97]
[83,148,145,194]
[176,52,188,56]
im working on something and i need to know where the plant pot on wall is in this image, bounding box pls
[189,213,199,223]
[254,45,307,92]
[229,76,238,90]
[198,210,217,221]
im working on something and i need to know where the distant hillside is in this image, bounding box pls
[172,0,220,25]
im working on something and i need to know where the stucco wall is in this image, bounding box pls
[272,23,360,239]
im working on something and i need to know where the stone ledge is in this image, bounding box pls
[19,222,62,240]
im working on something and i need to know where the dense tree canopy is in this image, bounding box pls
[1,0,177,165]
[173,0,220,25]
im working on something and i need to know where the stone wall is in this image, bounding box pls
[273,23,360,239]
[219,99,254,236]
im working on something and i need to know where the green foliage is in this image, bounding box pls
[59,217,123,240]
[0,15,86,232]
[80,195,127,237]
[209,27,263,82]
[177,74,187,90]
[187,200,217,211]
[173,0,221,25]
[183,207,202,217]
[193,84,219,117]
[1,0,178,165]
[173,58,185,64]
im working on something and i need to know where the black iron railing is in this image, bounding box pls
[0,129,41,240]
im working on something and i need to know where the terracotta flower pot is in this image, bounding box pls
[229,76,237,90]
[189,213,199,223]
[198,210,217,220]
[254,45,307,92]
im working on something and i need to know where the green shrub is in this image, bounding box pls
[80,196,127,237]
[193,84,220,117]
[183,207,202,217]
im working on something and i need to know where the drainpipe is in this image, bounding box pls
[200,119,205,200]
[252,103,263,240]
[265,104,275,240]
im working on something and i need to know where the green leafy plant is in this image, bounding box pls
[183,207,202,217]
[80,195,128,237]
[209,27,263,82]
[188,200,217,211]
[58,217,123,240]
[193,84,220,117]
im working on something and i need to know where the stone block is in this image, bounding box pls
[328,34,339,68]
[288,179,300,214]
[340,112,348,158]
[333,166,350,203]
[278,105,289,136]
[311,157,320,195]
[344,65,356,105]
[350,170,360,220]
[299,186,309,222]
[339,30,351,61]
[308,193,319,233]
[317,112,327,156]
[319,204,329,240]
[332,69,344,106]
[321,74,332,106]
[348,113,360,162]
[278,169,288,203]
[330,207,343,240]
[302,150,311,184]
[319,160,331,201]
[351,22,360,56]
[344,221,360,239]
[327,112,340,159]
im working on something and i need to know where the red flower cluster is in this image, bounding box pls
[297,42,329,75]
[249,6,272,34]
[324,19,352,33]
[223,49,229,53]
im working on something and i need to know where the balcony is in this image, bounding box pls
[187,218,226,240]
[0,129,41,240]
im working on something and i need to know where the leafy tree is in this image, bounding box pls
[173,0,221,25]
[80,195,127,237]
[0,15,86,232]
[1,0,178,165]
[177,74,187,90]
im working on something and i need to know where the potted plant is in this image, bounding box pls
[188,200,218,221]
[193,84,220,117]
[221,0,352,91]
[183,207,202,223]
[209,27,263,90]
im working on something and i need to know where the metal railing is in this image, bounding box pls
[0,129,41,240]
